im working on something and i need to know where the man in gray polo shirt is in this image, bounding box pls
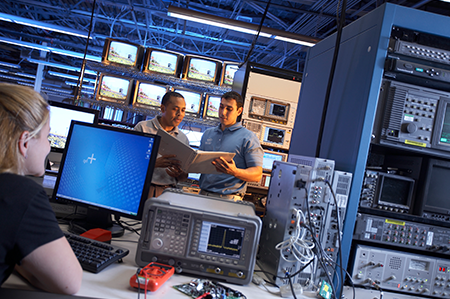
[199,91,263,201]
[134,91,189,197]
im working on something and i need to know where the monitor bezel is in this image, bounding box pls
[374,172,415,210]
[202,93,222,120]
[142,48,184,78]
[220,62,239,86]
[132,80,168,110]
[101,38,145,70]
[51,121,160,222]
[182,54,222,85]
[262,125,286,145]
[417,158,450,215]
[96,73,135,105]
[173,87,204,118]
[48,100,100,153]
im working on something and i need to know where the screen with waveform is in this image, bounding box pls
[198,221,245,259]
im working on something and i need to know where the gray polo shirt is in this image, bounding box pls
[134,117,189,186]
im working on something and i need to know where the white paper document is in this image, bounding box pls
[156,128,235,174]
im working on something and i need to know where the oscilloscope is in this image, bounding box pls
[136,189,262,285]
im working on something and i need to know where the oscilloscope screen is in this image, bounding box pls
[198,221,245,259]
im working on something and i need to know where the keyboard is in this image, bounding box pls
[65,232,129,273]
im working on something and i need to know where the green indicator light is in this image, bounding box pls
[416,68,424,72]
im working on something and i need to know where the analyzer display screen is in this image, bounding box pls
[198,221,245,259]
[263,127,285,144]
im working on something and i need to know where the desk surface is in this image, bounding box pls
[3,228,285,299]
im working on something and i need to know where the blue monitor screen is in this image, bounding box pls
[54,122,159,218]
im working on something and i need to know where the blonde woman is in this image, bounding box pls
[0,83,82,294]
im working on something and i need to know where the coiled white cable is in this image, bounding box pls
[275,208,315,264]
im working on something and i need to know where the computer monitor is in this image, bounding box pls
[262,150,288,173]
[52,121,160,237]
[142,48,184,77]
[173,87,203,118]
[203,94,221,120]
[182,55,222,84]
[48,101,99,153]
[101,38,145,70]
[132,80,168,110]
[96,73,135,104]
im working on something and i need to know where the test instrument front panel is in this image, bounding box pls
[136,191,261,285]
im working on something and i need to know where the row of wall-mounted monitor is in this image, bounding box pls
[48,100,289,179]
[96,73,223,120]
[101,38,239,86]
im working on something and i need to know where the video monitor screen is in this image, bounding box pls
[48,102,98,151]
[175,89,202,114]
[205,95,221,119]
[223,64,239,85]
[107,41,138,66]
[263,127,285,144]
[148,51,178,75]
[135,82,166,108]
[268,102,288,119]
[378,176,413,206]
[262,151,285,172]
[99,76,131,101]
[425,165,450,210]
[197,221,245,259]
[188,58,217,82]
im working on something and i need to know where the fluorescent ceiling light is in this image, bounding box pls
[167,5,319,47]
[14,72,36,79]
[168,10,271,38]
[48,71,96,83]
[0,12,92,39]
[274,36,316,47]
[0,74,34,83]
[0,37,101,62]
[27,58,97,75]
[0,61,20,68]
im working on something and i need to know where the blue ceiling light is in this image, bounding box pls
[0,12,92,39]
[167,5,319,47]
[0,37,101,62]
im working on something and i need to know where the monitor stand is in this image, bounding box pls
[69,208,124,238]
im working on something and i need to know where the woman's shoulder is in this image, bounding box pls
[0,173,42,195]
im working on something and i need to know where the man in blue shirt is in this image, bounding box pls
[199,91,263,200]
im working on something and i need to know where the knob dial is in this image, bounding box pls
[406,123,417,133]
